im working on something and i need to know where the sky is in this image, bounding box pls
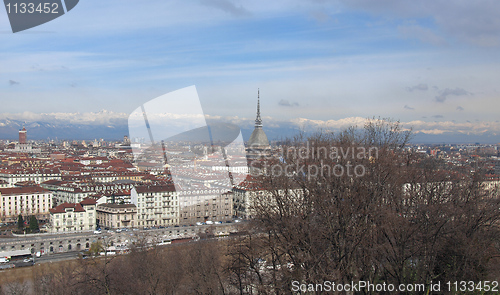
[1,0,500,142]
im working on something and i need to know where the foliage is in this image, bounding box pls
[2,118,498,294]
[16,214,23,231]
[29,215,39,233]
[237,118,500,293]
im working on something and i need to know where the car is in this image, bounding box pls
[23,258,32,263]
[116,229,122,233]
[94,230,101,234]
[196,222,203,226]
[206,221,214,225]
[234,219,241,223]
[215,221,222,224]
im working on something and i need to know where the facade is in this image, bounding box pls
[232,181,266,219]
[0,186,52,223]
[19,127,27,144]
[42,180,134,206]
[48,198,97,233]
[179,189,233,225]
[96,203,137,229]
[131,184,180,227]
[0,168,61,187]
[232,177,303,219]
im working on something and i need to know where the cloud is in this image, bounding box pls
[309,11,332,23]
[405,83,428,92]
[8,80,19,86]
[199,0,250,16]
[282,116,500,138]
[398,25,447,46]
[339,0,500,47]
[0,110,128,126]
[3,112,500,139]
[456,106,464,111]
[278,99,299,107]
[404,105,415,110]
[435,87,471,103]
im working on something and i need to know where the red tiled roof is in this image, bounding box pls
[80,197,98,205]
[49,202,86,214]
[134,184,176,193]
[0,186,50,195]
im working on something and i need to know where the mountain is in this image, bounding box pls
[0,117,499,144]
[0,119,128,141]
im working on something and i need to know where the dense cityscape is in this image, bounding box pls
[2,1,500,293]
[0,112,499,293]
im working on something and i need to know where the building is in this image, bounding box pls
[232,176,304,219]
[96,203,137,229]
[131,184,179,227]
[48,198,97,233]
[247,89,271,159]
[0,168,61,187]
[0,186,52,223]
[232,177,266,219]
[179,188,233,225]
[41,180,134,206]
[4,127,42,153]
[19,127,27,144]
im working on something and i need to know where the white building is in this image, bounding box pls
[48,198,97,233]
[96,203,137,229]
[0,168,61,187]
[178,187,233,225]
[0,186,52,223]
[232,178,303,219]
[131,184,179,227]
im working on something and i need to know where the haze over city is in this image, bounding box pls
[1,1,500,142]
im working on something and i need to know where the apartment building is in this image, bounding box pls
[0,186,52,223]
[48,198,97,233]
[131,184,179,227]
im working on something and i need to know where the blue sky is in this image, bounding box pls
[1,0,500,140]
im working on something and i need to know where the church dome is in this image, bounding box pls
[248,127,269,148]
[247,89,270,153]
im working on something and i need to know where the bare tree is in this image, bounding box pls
[237,118,500,294]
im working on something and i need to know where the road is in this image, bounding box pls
[34,251,80,263]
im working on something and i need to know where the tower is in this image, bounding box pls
[247,89,270,159]
[19,127,27,144]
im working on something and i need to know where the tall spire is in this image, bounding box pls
[255,88,262,128]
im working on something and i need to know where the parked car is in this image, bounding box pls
[94,230,101,234]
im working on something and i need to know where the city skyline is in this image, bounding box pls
[1,1,500,142]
